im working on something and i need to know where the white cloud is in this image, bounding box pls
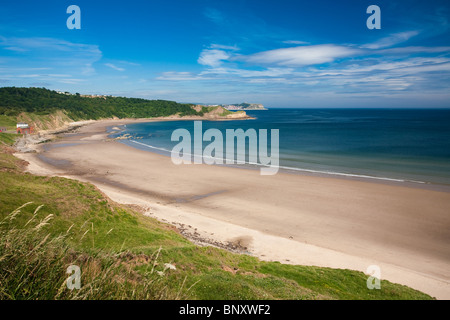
[242,45,360,67]
[362,31,420,49]
[4,46,28,52]
[201,67,294,78]
[47,73,72,77]
[16,74,40,78]
[157,71,206,81]
[313,57,450,76]
[58,78,85,84]
[282,40,310,45]
[378,46,450,54]
[209,44,240,51]
[390,61,450,74]
[0,36,101,58]
[0,36,102,80]
[114,60,140,66]
[198,49,230,67]
[105,63,125,72]
[155,28,450,102]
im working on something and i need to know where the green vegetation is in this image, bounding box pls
[0,133,19,146]
[199,106,233,117]
[219,109,233,117]
[0,146,434,300]
[16,110,72,131]
[0,205,180,300]
[0,114,20,146]
[199,106,215,116]
[0,87,201,120]
[0,114,17,130]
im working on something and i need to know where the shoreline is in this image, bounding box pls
[108,121,450,193]
[114,133,450,194]
[13,118,450,299]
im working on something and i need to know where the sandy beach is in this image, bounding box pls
[15,119,450,299]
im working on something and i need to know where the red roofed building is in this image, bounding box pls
[16,123,34,134]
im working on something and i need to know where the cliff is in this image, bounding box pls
[191,105,253,120]
[223,103,267,111]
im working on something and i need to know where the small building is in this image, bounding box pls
[0,127,7,132]
[16,123,34,134]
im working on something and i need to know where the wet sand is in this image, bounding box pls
[15,119,450,299]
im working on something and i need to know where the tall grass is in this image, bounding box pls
[0,203,187,300]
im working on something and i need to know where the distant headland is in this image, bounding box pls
[197,102,268,111]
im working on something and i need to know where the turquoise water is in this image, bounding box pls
[110,109,450,186]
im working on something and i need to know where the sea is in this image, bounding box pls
[108,108,450,187]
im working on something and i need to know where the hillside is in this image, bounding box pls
[0,87,251,132]
[0,87,201,121]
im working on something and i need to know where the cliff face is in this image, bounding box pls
[224,111,249,119]
[14,105,252,137]
[189,105,253,120]
[17,110,74,132]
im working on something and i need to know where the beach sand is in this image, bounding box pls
[15,119,450,299]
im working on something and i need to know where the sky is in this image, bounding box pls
[0,0,450,108]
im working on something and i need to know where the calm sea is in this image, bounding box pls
[109,109,450,186]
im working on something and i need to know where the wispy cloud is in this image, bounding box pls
[104,63,125,72]
[58,78,86,84]
[209,44,240,51]
[0,36,102,58]
[241,45,361,67]
[282,40,310,45]
[0,36,102,85]
[362,31,420,49]
[115,60,140,66]
[378,46,450,54]
[198,49,231,67]
[200,67,295,78]
[3,46,27,52]
[157,71,206,81]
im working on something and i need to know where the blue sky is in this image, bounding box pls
[1,0,450,107]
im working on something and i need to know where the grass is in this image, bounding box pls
[0,115,17,130]
[219,109,233,117]
[0,203,183,300]
[0,114,20,147]
[0,146,434,300]
[0,133,20,146]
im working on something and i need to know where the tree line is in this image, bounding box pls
[0,87,200,120]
